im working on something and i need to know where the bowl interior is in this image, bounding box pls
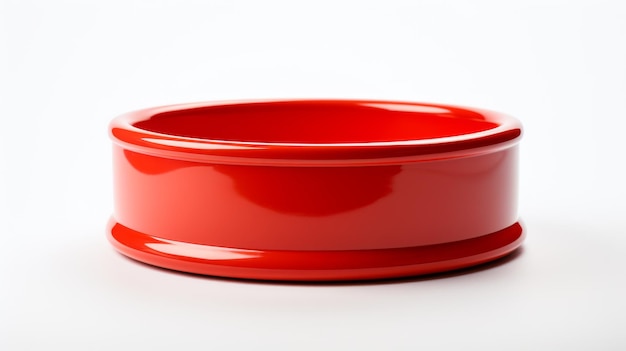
[133,101,499,144]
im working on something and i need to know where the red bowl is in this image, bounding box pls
[108,100,523,281]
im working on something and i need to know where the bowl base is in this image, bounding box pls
[107,218,524,281]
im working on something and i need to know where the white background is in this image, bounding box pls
[1,0,625,349]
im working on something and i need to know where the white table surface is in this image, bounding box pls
[2,1,625,349]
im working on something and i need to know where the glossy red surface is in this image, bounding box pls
[108,100,523,281]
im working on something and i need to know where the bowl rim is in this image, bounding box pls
[109,99,522,166]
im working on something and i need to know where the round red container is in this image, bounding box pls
[108,100,523,281]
